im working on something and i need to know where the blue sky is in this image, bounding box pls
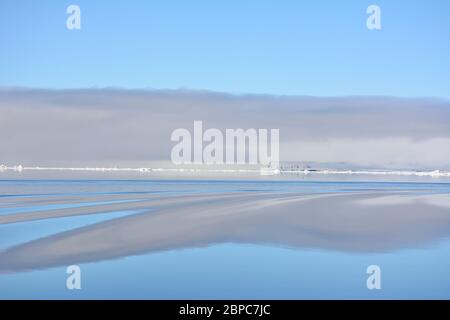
[1,0,449,98]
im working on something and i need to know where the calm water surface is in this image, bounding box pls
[0,179,449,299]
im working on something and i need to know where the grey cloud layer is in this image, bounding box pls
[1,88,449,168]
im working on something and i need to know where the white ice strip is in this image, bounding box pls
[0,164,259,174]
[281,169,450,178]
[1,164,450,177]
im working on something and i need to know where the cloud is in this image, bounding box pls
[0,87,449,168]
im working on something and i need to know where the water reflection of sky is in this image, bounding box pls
[0,210,142,250]
[1,243,450,299]
[0,179,449,299]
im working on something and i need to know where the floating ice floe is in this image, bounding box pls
[282,169,450,178]
[260,167,281,176]
[1,164,450,178]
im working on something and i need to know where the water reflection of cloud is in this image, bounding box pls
[1,191,450,273]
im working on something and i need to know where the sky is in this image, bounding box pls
[1,0,450,98]
[1,1,450,169]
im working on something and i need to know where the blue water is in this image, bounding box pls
[0,199,141,216]
[0,210,143,250]
[2,243,450,299]
[0,179,449,299]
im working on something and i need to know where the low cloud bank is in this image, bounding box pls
[1,88,449,169]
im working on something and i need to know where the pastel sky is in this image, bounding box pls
[1,1,449,169]
[1,0,450,98]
